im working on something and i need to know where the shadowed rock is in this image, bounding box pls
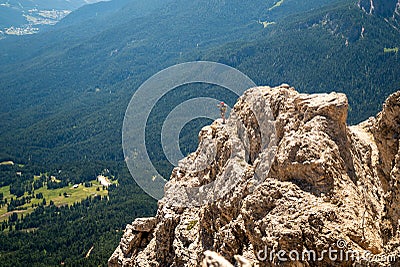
[109,85,400,267]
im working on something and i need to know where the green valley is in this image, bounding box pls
[0,178,112,224]
[0,0,399,265]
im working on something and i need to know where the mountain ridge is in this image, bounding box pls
[0,0,398,265]
[0,0,105,36]
[109,85,400,266]
[0,0,399,170]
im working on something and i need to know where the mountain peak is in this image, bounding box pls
[109,85,400,266]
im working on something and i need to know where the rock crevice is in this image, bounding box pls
[109,86,400,267]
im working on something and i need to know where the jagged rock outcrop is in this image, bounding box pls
[109,85,400,267]
[358,0,399,17]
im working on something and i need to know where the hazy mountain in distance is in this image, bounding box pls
[0,0,399,265]
[0,0,105,37]
[2,0,103,10]
[0,0,398,169]
[54,0,161,29]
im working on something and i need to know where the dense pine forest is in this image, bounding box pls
[0,0,399,265]
[0,174,157,266]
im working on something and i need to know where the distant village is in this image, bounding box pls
[2,9,71,36]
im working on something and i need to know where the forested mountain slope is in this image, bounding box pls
[0,0,398,265]
[0,0,105,36]
[0,0,353,166]
[205,1,400,123]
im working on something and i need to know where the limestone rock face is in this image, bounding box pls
[358,0,399,17]
[109,86,400,267]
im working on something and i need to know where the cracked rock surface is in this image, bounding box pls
[109,85,400,267]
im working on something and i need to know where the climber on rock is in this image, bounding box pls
[218,101,227,124]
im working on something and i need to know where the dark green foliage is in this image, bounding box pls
[9,212,18,223]
[10,182,28,198]
[32,179,43,190]
[0,168,157,267]
[0,0,398,167]
[145,83,238,178]
[0,0,398,266]
[203,2,400,124]
[46,180,68,189]
[7,196,31,211]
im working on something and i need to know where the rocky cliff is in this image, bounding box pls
[109,85,400,266]
[358,0,399,17]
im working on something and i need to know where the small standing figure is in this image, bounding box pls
[218,101,227,124]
